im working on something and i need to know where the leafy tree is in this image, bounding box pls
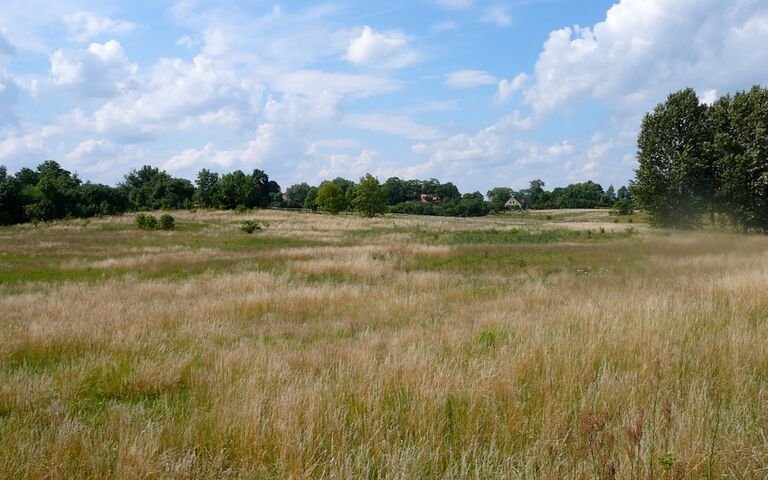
[78,183,129,217]
[633,88,714,228]
[25,161,83,221]
[715,86,768,231]
[0,167,26,225]
[353,174,386,218]
[316,181,346,214]
[603,185,617,206]
[285,182,311,208]
[219,170,253,209]
[487,187,514,212]
[617,186,632,203]
[195,169,221,208]
[382,177,408,205]
[304,186,318,211]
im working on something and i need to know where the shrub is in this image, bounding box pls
[135,213,158,230]
[612,199,634,216]
[241,220,262,234]
[159,214,175,230]
[235,204,248,213]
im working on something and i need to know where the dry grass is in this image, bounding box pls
[1,210,767,478]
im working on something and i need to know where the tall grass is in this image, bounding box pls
[0,210,767,478]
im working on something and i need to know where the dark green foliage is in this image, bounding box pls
[135,213,158,230]
[352,174,386,218]
[714,87,768,232]
[633,88,714,228]
[304,186,318,211]
[316,181,347,214]
[240,220,262,234]
[158,214,175,231]
[285,182,311,208]
[612,199,634,216]
[486,187,514,212]
[195,169,221,208]
[219,169,279,209]
[121,165,195,211]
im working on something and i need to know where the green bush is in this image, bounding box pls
[135,213,158,230]
[241,220,262,234]
[235,204,248,213]
[159,214,175,230]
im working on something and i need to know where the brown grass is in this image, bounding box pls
[1,210,767,478]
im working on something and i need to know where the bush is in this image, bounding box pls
[159,214,175,230]
[241,220,262,234]
[135,213,158,230]
[235,204,248,213]
[612,199,634,216]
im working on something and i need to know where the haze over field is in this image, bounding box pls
[0,0,767,191]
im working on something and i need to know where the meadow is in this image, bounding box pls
[1,209,767,479]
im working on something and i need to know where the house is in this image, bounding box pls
[505,197,523,210]
[419,193,441,204]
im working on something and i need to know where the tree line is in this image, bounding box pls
[632,85,768,231]
[0,162,633,226]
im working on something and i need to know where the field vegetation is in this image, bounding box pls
[1,209,767,478]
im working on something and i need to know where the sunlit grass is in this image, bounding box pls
[1,209,767,478]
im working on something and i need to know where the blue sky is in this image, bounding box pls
[1,0,767,193]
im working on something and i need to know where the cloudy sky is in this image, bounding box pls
[0,0,767,192]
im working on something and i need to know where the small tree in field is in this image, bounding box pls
[316,182,346,214]
[352,174,386,218]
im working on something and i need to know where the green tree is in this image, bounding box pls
[633,88,714,228]
[715,86,768,231]
[487,187,514,211]
[26,161,83,221]
[195,169,221,208]
[316,181,346,214]
[219,170,253,209]
[304,186,318,211]
[352,174,386,218]
[0,167,26,225]
[285,183,311,208]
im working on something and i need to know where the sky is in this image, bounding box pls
[0,0,767,193]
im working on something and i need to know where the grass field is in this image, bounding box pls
[1,209,767,479]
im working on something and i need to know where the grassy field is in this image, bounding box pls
[1,209,767,479]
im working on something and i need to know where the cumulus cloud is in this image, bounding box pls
[496,73,529,104]
[444,69,497,88]
[0,126,61,163]
[63,54,263,141]
[523,0,768,115]
[344,113,441,140]
[64,11,136,42]
[344,26,415,69]
[433,0,474,10]
[50,40,138,98]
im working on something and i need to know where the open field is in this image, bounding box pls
[1,209,767,479]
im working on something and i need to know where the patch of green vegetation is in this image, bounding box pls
[435,228,633,246]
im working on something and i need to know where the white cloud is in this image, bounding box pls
[50,40,138,98]
[480,6,512,27]
[523,0,768,115]
[496,73,529,104]
[344,26,415,69]
[317,149,378,180]
[344,113,441,140]
[64,11,137,42]
[64,54,263,141]
[270,69,401,97]
[0,126,60,163]
[433,0,474,10]
[444,69,497,88]
[432,21,458,32]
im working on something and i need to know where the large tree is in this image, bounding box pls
[633,88,714,228]
[285,182,311,209]
[715,86,768,231]
[195,169,221,208]
[352,174,386,218]
[316,181,346,214]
